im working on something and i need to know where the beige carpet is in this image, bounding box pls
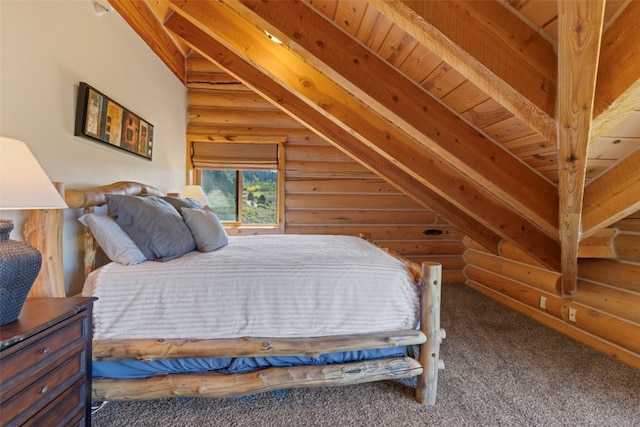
[92,285,640,426]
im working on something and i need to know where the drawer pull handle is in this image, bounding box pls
[39,386,48,394]
[40,347,50,355]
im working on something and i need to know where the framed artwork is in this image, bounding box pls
[74,82,153,160]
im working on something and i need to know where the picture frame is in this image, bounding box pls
[74,82,153,160]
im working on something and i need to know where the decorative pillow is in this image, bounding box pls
[106,195,196,262]
[161,196,204,214]
[180,207,229,252]
[78,214,147,265]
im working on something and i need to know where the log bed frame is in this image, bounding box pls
[64,181,445,407]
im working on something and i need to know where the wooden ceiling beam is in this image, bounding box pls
[164,9,502,254]
[590,0,640,141]
[557,0,605,293]
[582,149,640,238]
[164,1,561,269]
[108,0,186,82]
[234,0,559,239]
[369,0,557,144]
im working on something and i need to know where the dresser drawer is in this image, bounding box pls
[0,313,87,396]
[24,378,86,427]
[0,350,86,426]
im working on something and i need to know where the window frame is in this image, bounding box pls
[188,138,285,234]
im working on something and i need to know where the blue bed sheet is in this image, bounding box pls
[93,347,409,379]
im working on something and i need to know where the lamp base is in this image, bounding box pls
[0,219,42,325]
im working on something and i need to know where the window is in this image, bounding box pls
[189,140,284,228]
[201,169,278,225]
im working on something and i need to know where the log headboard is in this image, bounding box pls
[65,181,162,210]
[64,181,164,281]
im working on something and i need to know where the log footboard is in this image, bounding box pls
[91,262,444,406]
[93,357,423,401]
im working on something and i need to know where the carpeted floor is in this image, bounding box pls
[92,285,640,426]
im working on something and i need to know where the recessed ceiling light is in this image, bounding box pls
[264,30,282,44]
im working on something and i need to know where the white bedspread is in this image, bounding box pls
[82,235,420,340]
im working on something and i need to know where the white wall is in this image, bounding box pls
[0,0,187,294]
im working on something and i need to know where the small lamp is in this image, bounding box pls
[181,185,210,207]
[0,137,68,325]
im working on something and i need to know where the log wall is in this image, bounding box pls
[187,54,465,284]
[464,210,640,369]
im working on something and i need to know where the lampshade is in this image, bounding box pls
[0,137,67,326]
[181,185,210,206]
[0,137,68,210]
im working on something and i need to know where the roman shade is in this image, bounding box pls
[191,142,278,169]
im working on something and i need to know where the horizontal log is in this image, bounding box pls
[442,271,466,284]
[578,259,640,293]
[383,241,466,256]
[188,89,275,110]
[464,249,561,294]
[187,54,224,73]
[285,194,424,210]
[93,330,426,361]
[92,356,423,401]
[187,125,321,144]
[406,255,466,271]
[285,178,402,195]
[498,239,549,269]
[561,302,640,355]
[286,160,374,178]
[285,145,355,162]
[283,226,454,241]
[464,266,566,319]
[614,233,640,263]
[187,134,287,144]
[226,227,281,236]
[186,72,250,91]
[463,236,492,254]
[578,228,617,258]
[614,215,640,233]
[188,107,305,128]
[574,280,640,324]
[285,209,437,225]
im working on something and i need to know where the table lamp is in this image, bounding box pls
[0,137,68,325]
[181,185,210,207]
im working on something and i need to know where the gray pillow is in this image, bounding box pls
[180,207,229,252]
[106,195,196,261]
[161,196,204,214]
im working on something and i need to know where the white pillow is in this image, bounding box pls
[78,214,147,265]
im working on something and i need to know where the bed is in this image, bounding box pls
[64,181,445,407]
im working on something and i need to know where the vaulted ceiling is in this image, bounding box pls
[108,0,640,293]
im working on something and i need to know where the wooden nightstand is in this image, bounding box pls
[0,297,96,427]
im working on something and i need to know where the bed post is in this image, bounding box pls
[415,261,444,407]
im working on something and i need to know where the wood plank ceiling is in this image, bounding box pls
[108,0,640,293]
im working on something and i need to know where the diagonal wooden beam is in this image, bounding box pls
[557,0,605,294]
[234,0,559,241]
[369,0,557,144]
[163,7,503,255]
[164,1,561,269]
[582,149,640,238]
[590,0,640,141]
[108,0,186,82]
